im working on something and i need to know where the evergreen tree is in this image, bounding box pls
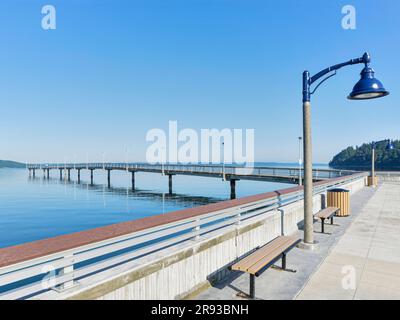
[329,140,400,170]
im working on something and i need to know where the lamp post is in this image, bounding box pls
[161,146,165,175]
[222,142,225,181]
[298,136,303,186]
[125,146,129,171]
[370,139,394,186]
[302,52,389,247]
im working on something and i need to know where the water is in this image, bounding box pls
[0,163,328,248]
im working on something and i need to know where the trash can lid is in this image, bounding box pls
[328,188,349,192]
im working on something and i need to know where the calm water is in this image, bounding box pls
[0,163,328,248]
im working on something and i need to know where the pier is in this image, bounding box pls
[26,163,355,199]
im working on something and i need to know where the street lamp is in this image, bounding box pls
[161,146,165,175]
[387,140,395,150]
[222,142,226,181]
[370,139,394,186]
[302,52,389,247]
[125,146,129,171]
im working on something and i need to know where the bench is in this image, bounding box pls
[230,235,301,299]
[315,207,340,233]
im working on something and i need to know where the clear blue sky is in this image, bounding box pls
[0,0,399,163]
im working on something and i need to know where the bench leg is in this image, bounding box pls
[282,252,287,270]
[321,218,325,233]
[331,216,334,225]
[249,274,255,299]
[271,253,297,273]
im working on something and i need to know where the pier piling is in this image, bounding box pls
[131,171,135,190]
[230,179,237,200]
[168,174,173,195]
[90,169,94,185]
[107,169,111,188]
[77,169,81,184]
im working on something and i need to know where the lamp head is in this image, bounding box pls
[347,63,389,100]
[348,66,389,100]
[386,140,394,151]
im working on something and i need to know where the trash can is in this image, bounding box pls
[327,188,350,217]
[367,176,378,187]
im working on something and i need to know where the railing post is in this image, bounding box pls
[235,208,241,225]
[59,253,74,290]
[193,218,200,240]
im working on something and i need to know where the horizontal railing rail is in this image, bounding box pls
[0,172,367,300]
[26,163,358,180]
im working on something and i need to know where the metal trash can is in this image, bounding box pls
[327,188,350,217]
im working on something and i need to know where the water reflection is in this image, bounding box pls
[27,175,220,209]
[0,168,291,248]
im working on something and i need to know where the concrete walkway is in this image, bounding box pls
[297,182,400,300]
[196,184,378,300]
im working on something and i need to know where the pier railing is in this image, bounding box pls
[0,172,367,300]
[27,163,357,180]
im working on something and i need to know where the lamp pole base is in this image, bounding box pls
[297,240,319,251]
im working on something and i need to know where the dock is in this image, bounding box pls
[26,163,355,199]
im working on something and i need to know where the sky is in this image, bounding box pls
[0,0,399,164]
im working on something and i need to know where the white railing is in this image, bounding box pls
[27,163,357,180]
[0,173,367,300]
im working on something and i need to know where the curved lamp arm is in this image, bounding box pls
[303,52,370,102]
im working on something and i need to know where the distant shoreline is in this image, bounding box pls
[0,160,25,169]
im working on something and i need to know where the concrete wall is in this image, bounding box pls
[63,177,367,300]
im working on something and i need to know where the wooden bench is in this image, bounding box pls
[315,207,340,233]
[230,235,301,299]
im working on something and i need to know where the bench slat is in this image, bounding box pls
[231,236,299,274]
[231,236,289,272]
[247,237,299,274]
[315,207,339,219]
